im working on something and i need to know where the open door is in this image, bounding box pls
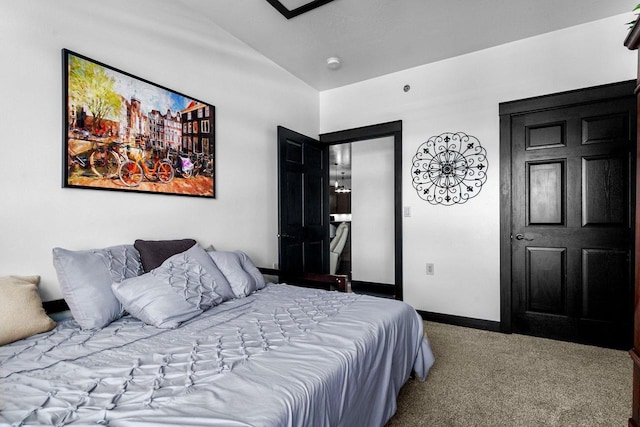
[278,126,329,274]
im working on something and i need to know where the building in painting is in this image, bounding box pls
[163,109,182,151]
[149,109,164,150]
[149,109,182,152]
[128,97,149,145]
[181,101,213,156]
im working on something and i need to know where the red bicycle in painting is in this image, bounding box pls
[118,146,174,187]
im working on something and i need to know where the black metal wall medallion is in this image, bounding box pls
[411,132,488,205]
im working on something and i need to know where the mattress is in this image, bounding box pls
[0,283,434,426]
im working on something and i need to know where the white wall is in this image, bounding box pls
[320,14,636,321]
[0,4,634,320]
[0,1,319,300]
[351,136,395,284]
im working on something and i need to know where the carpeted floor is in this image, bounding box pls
[386,321,631,426]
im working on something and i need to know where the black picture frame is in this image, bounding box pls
[62,49,215,198]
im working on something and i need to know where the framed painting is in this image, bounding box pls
[62,49,215,198]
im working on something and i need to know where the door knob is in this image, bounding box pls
[278,233,295,239]
[515,233,534,241]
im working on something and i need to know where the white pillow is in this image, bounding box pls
[207,251,266,298]
[112,244,234,328]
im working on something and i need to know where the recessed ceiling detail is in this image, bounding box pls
[265,0,335,19]
[192,1,627,90]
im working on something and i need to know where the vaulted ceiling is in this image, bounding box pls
[174,0,631,90]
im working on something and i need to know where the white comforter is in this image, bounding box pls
[0,284,434,426]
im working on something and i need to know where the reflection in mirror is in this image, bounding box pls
[329,144,352,277]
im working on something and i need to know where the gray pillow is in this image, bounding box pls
[112,244,235,328]
[208,250,266,298]
[52,245,142,329]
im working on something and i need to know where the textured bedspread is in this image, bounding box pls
[0,284,434,427]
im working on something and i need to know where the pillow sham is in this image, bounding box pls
[134,238,197,272]
[52,245,142,329]
[112,244,235,328]
[0,276,56,345]
[208,250,266,298]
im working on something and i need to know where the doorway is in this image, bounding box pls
[321,121,403,299]
[329,137,396,295]
[499,81,636,349]
[277,121,403,298]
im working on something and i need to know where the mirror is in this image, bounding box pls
[329,137,395,289]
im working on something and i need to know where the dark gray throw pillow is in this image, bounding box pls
[134,239,197,272]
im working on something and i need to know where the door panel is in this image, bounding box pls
[286,139,303,163]
[582,248,629,322]
[526,247,566,315]
[283,242,303,273]
[305,174,324,226]
[305,241,324,273]
[528,161,565,225]
[505,85,636,349]
[278,126,329,274]
[527,122,566,149]
[581,112,629,145]
[285,171,303,226]
[582,155,628,226]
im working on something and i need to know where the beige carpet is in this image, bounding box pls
[386,321,631,426]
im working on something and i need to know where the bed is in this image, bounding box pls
[0,241,434,427]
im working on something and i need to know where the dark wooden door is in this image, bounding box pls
[507,85,636,349]
[278,126,329,274]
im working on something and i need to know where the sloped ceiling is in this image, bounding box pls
[174,0,631,90]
